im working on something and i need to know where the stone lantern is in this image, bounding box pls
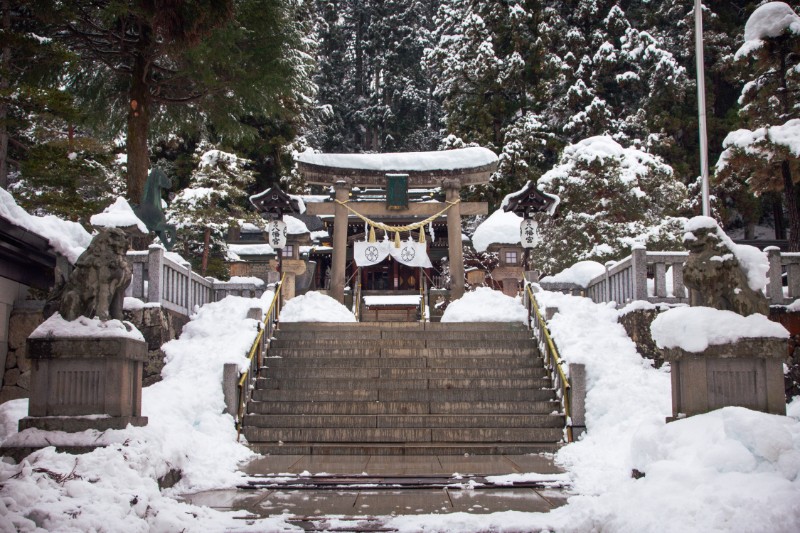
[250,186,303,298]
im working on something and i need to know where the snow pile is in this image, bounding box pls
[471,209,522,252]
[296,147,498,172]
[683,216,769,292]
[279,291,356,322]
[540,261,606,287]
[0,293,277,531]
[651,306,789,352]
[29,313,145,342]
[736,2,800,58]
[225,276,265,286]
[227,243,275,257]
[440,287,527,323]
[0,187,92,263]
[89,197,148,233]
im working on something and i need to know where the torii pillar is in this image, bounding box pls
[331,179,352,303]
[444,179,465,299]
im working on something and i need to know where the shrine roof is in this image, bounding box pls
[296,148,498,187]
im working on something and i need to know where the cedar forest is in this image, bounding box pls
[3,0,800,277]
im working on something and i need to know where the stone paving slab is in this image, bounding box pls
[178,454,569,521]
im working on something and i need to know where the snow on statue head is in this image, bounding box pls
[682,217,769,316]
[58,228,132,321]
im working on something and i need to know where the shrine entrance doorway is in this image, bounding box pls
[362,262,419,291]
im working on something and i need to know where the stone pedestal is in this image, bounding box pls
[662,338,786,420]
[20,335,148,432]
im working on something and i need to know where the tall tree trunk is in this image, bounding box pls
[127,34,152,205]
[201,227,211,275]
[772,191,786,240]
[0,0,11,189]
[782,160,800,251]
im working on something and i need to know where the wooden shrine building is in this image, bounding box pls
[295,148,498,303]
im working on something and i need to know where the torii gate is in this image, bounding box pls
[296,148,498,303]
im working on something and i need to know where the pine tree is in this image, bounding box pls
[532,135,688,274]
[167,143,260,277]
[715,2,800,251]
[45,0,313,204]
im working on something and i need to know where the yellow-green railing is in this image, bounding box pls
[236,275,284,440]
[419,267,428,322]
[353,267,362,320]
[525,284,573,443]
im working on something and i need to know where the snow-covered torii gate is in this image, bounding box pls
[296,148,498,303]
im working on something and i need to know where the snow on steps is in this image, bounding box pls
[243,321,565,455]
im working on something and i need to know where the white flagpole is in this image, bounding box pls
[696,0,711,216]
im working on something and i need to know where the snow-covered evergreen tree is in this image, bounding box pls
[167,144,260,277]
[532,135,688,274]
[716,2,800,251]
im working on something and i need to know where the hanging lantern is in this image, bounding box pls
[520,218,538,249]
[267,219,288,249]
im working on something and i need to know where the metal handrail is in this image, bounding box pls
[419,268,427,322]
[525,284,573,443]
[236,274,284,440]
[353,268,362,320]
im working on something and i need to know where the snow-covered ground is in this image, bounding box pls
[1,287,799,532]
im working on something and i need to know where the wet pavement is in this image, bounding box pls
[179,454,569,520]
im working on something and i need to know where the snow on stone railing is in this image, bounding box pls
[540,245,800,306]
[125,246,265,316]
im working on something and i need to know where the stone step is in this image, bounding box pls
[243,414,565,429]
[263,356,538,369]
[256,377,552,390]
[247,442,561,455]
[268,347,536,358]
[246,400,560,415]
[270,339,533,350]
[259,367,546,380]
[277,322,528,332]
[243,427,564,443]
[276,330,531,341]
[252,388,557,402]
[263,356,424,368]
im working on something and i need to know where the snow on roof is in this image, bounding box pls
[651,306,789,352]
[90,197,148,233]
[683,216,769,293]
[736,2,800,59]
[471,209,522,252]
[285,215,310,235]
[0,187,92,263]
[296,147,498,172]
[540,261,606,288]
[500,180,560,216]
[228,243,275,256]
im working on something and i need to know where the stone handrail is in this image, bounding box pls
[541,245,800,306]
[126,246,266,316]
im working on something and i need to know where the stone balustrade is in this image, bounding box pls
[126,246,266,317]
[540,245,800,306]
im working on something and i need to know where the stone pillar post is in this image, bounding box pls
[331,179,352,303]
[444,179,464,300]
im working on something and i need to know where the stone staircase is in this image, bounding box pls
[242,321,565,455]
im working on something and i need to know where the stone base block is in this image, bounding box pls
[663,338,786,419]
[26,335,147,423]
[18,415,148,432]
